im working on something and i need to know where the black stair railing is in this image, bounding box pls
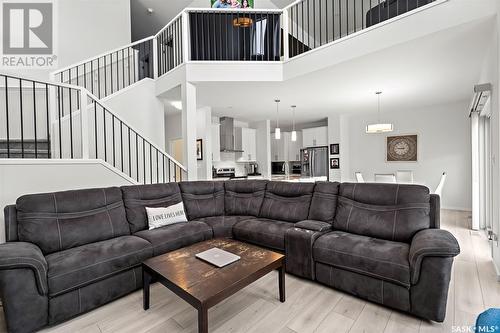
[156,14,184,77]
[0,73,79,159]
[52,37,155,100]
[0,73,186,183]
[86,94,186,183]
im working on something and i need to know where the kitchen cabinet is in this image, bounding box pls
[236,127,257,162]
[271,132,288,161]
[302,126,328,147]
[211,124,220,162]
[288,131,302,161]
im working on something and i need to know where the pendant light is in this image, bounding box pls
[291,105,297,142]
[275,99,281,140]
[366,91,394,134]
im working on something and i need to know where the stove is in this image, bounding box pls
[215,167,235,178]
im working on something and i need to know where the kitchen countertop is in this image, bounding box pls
[271,175,327,182]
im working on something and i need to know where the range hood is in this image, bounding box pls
[219,117,244,152]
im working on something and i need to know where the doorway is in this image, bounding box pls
[169,138,184,182]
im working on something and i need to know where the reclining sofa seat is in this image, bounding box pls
[232,181,315,251]
[190,180,267,238]
[121,183,213,256]
[0,188,153,332]
[313,183,460,322]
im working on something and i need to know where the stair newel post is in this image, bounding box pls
[152,37,159,79]
[182,11,190,64]
[282,9,289,61]
[47,73,58,158]
[79,89,90,159]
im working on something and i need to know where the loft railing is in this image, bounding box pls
[52,37,155,99]
[155,13,185,78]
[185,9,283,62]
[0,73,186,182]
[285,0,436,58]
[52,1,439,96]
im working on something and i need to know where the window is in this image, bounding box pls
[253,18,267,56]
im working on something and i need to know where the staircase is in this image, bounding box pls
[0,73,186,184]
[0,140,50,158]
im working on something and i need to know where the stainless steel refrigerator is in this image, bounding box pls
[300,146,329,179]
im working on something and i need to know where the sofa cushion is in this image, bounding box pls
[314,231,410,287]
[334,183,431,243]
[308,182,340,223]
[121,183,182,233]
[134,221,213,256]
[194,216,254,238]
[16,187,130,254]
[179,181,224,220]
[259,182,315,222]
[232,218,295,250]
[224,180,267,216]
[46,236,152,297]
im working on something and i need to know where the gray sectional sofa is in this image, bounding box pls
[0,180,460,333]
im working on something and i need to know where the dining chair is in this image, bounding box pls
[355,172,365,183]
[396,170,414,184]
[434,172,447,197]
[374,173,397,183]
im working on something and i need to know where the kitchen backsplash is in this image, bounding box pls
[213,152,247,176]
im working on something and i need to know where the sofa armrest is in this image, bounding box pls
[294,220,332,232]
[409,229,460,284]
[0,242,48,295]
[285,222,331,280]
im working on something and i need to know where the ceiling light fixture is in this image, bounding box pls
[170,101,182,110]
[291,105,297,142]
[366,91,393,134]
[233,17,253,28]
[275,99,281,140]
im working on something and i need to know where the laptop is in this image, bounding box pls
[195,248,241,268]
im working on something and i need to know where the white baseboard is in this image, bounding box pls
[441,206,472,212]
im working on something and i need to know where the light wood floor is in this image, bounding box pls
[1,210,499,333]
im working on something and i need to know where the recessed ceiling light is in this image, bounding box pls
[147,8,154,14]
[170,101,182,110]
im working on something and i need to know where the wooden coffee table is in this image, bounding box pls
[142,238,285,333]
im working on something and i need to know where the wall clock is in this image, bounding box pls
[386,135,418,162]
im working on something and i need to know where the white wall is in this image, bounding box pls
[479,5,500,277]
[328,114,350,182]
[103,79,165,150]
[0,159,136,243]
[251,119,271,179]
[196,107,212,179]
[132,0,278,41]
[341,101,471,210]
[4,0,131,81]
[165,112,183,156]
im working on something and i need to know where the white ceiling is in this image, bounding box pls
[193,17,494,127]
[131,0,290,41]
[131,0,195,40]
